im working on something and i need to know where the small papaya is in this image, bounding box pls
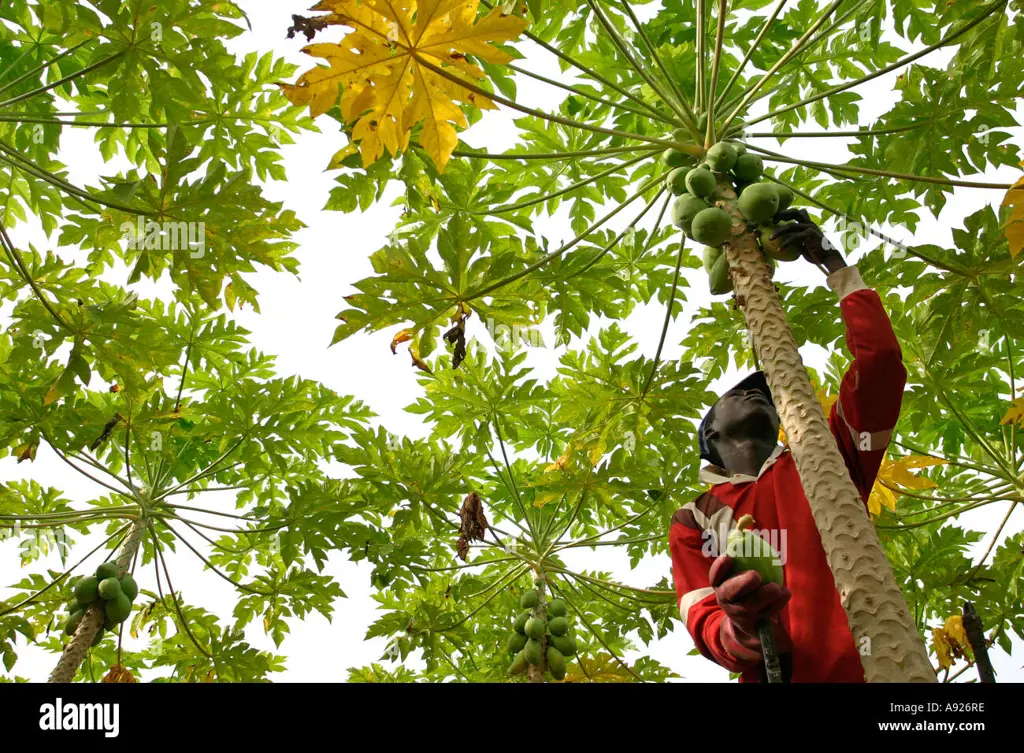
[509,650,528,676]
[732,153,763,182]
[509,631,528,654]
[525,617,546,641]
[728,141,747,156]
[666,167,688,196]
[690,207,733,247]
[709,254,734,296]
[706,141,738,172]
[550,634,577,656]
[774,184,795,212]
[524,638,544,665]
[684,167,716,198]
[91,627,105,647]
[533,577,545,589]
[546,598,567,618]
[120,572,138,601]
[548,616,569,636]
[670,127,689,143]
[726,514,784,586]
[661,148,689,169]
[513,610,531,634]
[546,646,566,679]
[95,562,118,581]
[520,588,539,609]
[737,183,779,224]
[75,576,99,605]
[702,245,722,275]
[98,577,122,601]
[759,224,802,262]
[64,609,84,636]
[105,593,132,625]
[671,194,708,233]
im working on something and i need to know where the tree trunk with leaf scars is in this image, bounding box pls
[713,176,936,683]
[48,519,147,683]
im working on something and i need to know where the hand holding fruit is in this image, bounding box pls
[770,208,846,271]
[709,553,791,666]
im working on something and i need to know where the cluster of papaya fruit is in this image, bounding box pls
[508,580,577,681]
[662,126,799,295]
[64,562,139,646]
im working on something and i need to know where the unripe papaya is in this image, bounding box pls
[671,127,689,143]
[509,631,528,653]
[64,609,84,636]
[533,577,545,589]
[728,141,747,156]
[732,153,763,182]
[702,245,722,274]
[525,617,546,641]
[75,576,99,605]
[737,183,779,224]
[661,148,689,169]
[524,638,544,665]
[120,572,138,601]
[546,646,566,679]
[690,207,732,247]
[95,562,118,581]
[672,195,708,233]
[696,113,709,133]
[726,514,784,585]
[706,141,738,172]
[520,588,539,609]
[685,167,716,198]
[514,610,531,634]
[98,577,122,601]
[667,167,688,196]
[105,593,132,625]
[709,254,734,296]
[546,598,567,618]
[91,627,105,647]
[509,649,528,676]
[774,184,795,212]
[548,616,569,636]
[759,224,801,262]
[550,634,577,656]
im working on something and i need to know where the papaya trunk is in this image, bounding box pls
[528,578,548,683]
[48,519,146,683]
[713,177,936,683]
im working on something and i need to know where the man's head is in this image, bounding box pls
[699,372,781,471]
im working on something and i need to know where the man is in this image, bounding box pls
[669,209,907,682]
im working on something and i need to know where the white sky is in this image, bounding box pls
[1,1,1021,683]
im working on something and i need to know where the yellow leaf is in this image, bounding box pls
[1002,169,1024,259]
[561,652,638,683]
[544,450,570,472]
[932,615,972,671]
[933,627,953,670]
[390,328,415,354]
[224,282,236,311]
[1000,397,1024,427]
[868,455,947,517]
[282,0,528,172]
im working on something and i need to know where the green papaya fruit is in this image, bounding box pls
[509,650,528,676]
[550,634,577,656]
[533,577,545,589]
[706,141,738,172]
[732,153,763,182]
[759,224,801,262]
[75,576,99,605]
[120,572,139,601]
[105,593,132,625]
[64,609,84,636]
[726,514,784,585]
[546,598,567,618]
[690,207,733,247]
[548,616,569,636]
[666,167,688,196]
[546,646,566,679]
[513,610,531,634]
[661,148,689,169]
[524,638,544,665]
[702,245,723,274]
[685,167,716,198]
[671,194,708,233]
[696,113,709,133]
[520,588,539,609]
[774,184,795,212]
[728,141,747,156]
[525,617,546,641]
[91,627,105,647]
[509,631,528,653]
[709,254,734,296]
[98,577,122,601]
[95,562,118,581]
[737,182,779,224]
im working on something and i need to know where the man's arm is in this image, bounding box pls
[773,209,907,499]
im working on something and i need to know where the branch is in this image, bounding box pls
[716,0,790,108]
[452,145,659,162]
[705,0,729,147]
[641,233,687,397]
[0,49,121,108]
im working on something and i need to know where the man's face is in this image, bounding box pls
[707,388,781,447]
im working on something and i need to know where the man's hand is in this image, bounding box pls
[710,554,792,666]
[770,208,846,273]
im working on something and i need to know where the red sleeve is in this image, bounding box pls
[669,514,754,674]
[827,271,907,501]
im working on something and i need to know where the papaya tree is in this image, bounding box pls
[284,0,1023,682]
[0,0,378,682]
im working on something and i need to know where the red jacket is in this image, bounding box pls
[669,267,906,682]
